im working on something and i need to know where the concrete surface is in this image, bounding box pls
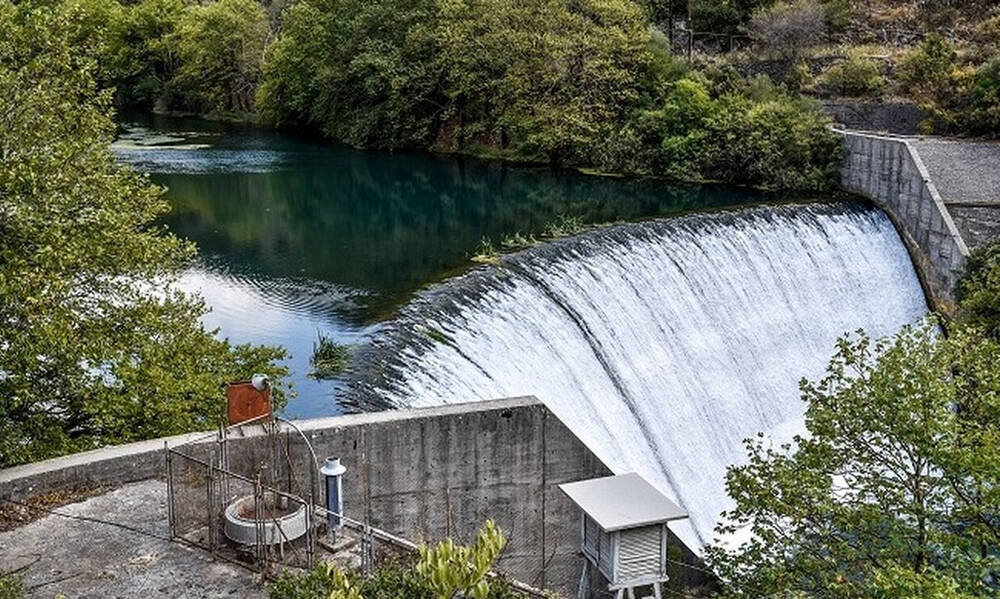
[0,480,267,599]
[1,397,670,596]
[838,130,970,307]
[910,139,1000,206]
[824,100,926,135]
[909,138,1000,250]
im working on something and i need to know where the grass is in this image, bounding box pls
[417,325,456,348]
[309,332,351,379]
[470,214,590,264]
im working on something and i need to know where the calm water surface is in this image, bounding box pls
[114,113,781,417]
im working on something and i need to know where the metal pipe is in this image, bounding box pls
[319,457,346,533]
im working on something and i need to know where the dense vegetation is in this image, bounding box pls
[706,242,1000,598]
[0,1,287,467]
[61,0,842,190]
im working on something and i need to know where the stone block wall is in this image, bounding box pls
[839,131,969,308]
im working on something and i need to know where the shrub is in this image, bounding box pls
[703,92,842,190]
[416,519,506,599]
[955,239,1000,338]
[748,0,827,58]
[896,34,958,99]
[820,56,886,97]
[269,521,510,599]
[964,58,1000,134]
[0,574,24,599]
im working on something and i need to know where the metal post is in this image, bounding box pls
[165,442,175,540]
[255,477,266,574]
[207,458,217,557]
[305,492,315,568]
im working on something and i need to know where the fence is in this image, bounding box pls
[164,417,410,578]
[162,416,493,584]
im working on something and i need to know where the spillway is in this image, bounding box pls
[355,201,928,552]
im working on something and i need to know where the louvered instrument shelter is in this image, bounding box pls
[560,473,688,599]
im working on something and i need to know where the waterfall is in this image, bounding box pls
[355,201,928,552]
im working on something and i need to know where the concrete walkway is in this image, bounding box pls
[0,480,266,599]
[910,138,1000,249]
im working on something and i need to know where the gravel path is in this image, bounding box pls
[0,480,267,599]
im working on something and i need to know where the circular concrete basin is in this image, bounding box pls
[223,492,307,545]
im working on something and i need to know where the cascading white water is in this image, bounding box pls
[358,202,929,552]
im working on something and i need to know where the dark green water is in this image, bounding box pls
[114,113,782,417]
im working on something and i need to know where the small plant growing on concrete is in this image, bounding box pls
[0,573,24,599]
[416,519,507,599]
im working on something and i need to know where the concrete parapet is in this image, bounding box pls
[837,130,970,309]
[0,397,617,595]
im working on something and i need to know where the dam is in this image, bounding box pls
[356,201,929,553]
[2,200,932,596]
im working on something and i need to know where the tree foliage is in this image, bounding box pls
[599,74,842,189]
[259,0,653,162]
[706,322,1000,597]
[955,240,1000,340]
[0,1,287,467]
[172,0,270,114]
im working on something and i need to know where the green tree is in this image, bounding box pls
[706,322,1000,598]
[172,0,270,114]
[955,240,1000,339]
[112,0,186,107]
[0,1,288,467]
[260,0,653,161]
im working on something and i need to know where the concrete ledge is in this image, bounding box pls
[0,396,542,502]
[0,396,626,594]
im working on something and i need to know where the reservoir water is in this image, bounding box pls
[115,114,788,417]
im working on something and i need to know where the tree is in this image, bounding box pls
[172,0,270,114]
[706,322,1000,598]
[747,0,828,58]
[0,1,288,467]
[955,241,1000,339]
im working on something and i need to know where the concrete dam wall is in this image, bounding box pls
[838,130,970,307]
[0,397,627,594]
[355,202,929,555]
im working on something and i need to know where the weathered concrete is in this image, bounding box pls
[909,138,1000,251]
[0,480,268,599]
[838,130,970,308]
[824,100,926,135]
[1,397,619,596]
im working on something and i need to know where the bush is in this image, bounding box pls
[0,574,24,599]
[896,34,958,99]
[704,92,842,190]
[270,521,511,599]
[955,240,1000,338]
[964,58,1000,134]
[820,56,886,97]
[748,0,827,58]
